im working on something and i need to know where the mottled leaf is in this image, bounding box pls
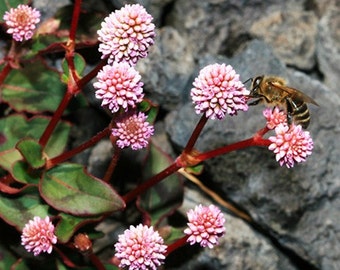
[40,163,125,216]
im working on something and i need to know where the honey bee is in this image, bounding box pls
[248,75,318,129]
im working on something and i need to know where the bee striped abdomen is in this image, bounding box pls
[292,102,310,129]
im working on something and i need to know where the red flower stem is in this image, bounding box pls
[46,127,111,169]
[166,235,189,255]
[122,162,180,204]
[69,0,82,42]
[88,252,106,270]
[183,114,208,153]
[196,136,271,162]
[0,63,12,86]
[39,91,73,148]
[103,146,121,183]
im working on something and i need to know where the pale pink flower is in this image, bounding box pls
[184,204,226,248]
[114,224,167,270]
[112,112,154,150]
[268,123,314,168]
[97,4,155,66]
[94,62,144,113]
[21,216,57,256]
[191,64,249,120]
[263,107,287,129]
[3,4,40,42]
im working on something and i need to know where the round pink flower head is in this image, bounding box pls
[21,216,57,256]
[3,4,40,42]
[268,123,314,168]
[191,63,249,120]
[94,62,144,113]
[97,4,156,66]
[114,224,167,270]
[184,204,226,249]
[263,107,287,129]
[112,111,154,150]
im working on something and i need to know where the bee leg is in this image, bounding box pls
[248,99,262,106]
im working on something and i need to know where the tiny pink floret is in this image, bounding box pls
[21,216,57,256]
[191,63,249,120]
[184,204,226,248]
[114,224,167,270]
[94,62,144,113]
[263,107,287,129]
[268,123,314,168]
[3,4,40,42]
[112,112,154,150]
[97,4,155,66]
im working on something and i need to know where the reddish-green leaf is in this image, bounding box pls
[1,60,86,113]
[0,186,50,230]
[55,212,102,243]
[12,160,41,184]
[0,114,71,170]
[16,138,45,168]
[40,163,125,216]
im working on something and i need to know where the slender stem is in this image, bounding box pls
[103,145,121,183]
[166,235,189,255]
[183,115,208,154]
[122,162,180,204]
[88,252,106,270]
[0,63,12,87]
[196,136,270,162]
[69,0,82,42]
[39,91,73,148]
[46,127,111,169]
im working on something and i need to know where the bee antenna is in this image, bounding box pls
[242,77,253,84]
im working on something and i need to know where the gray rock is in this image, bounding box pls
[137,27,195,111]
[165,41,340,269]
[250,10,318,70]
[316,7,340,92]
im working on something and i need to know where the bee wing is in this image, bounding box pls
[270,82,319,106]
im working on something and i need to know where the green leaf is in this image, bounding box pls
[2,60,65,113]
[0,114,71,170]
[0,149,22,172]
[61,53,86,83]
[55,212,102,243]
[0,186,50,230]
[12,160,41,184]
[140,143,183,226]
[40,163,125,216]
[1,60,86,113]
[0,0,24,20]
[16,138,45,168]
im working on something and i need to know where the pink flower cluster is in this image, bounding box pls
[191,63,249,120]
[114,224,167,270]
[21,216,57,256]
[112,112,154,150]
[97,4,155,66]
[268,123,314,168]
[94,62,144,113]
[184,204,226,248]
[3,4,40,42]
[263,108,314,168]
[263,107,287,129]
